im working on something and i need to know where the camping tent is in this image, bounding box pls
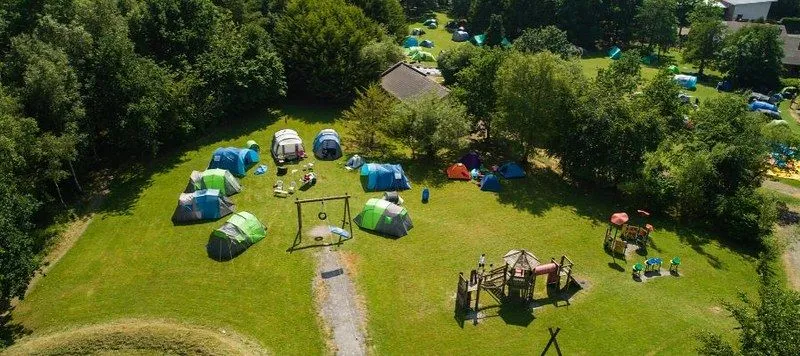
[360,163,411,191]
[497,162,526,179]
[411,28,425,35]
[207,212,266,261]
[472,34,511,47]
[446,163,470,180]
[346,155,365,170]
[403,36,419,48]
[208,147,259,177]
[749,100,778,113]
[246,140,260,152]
[184,169,242,196]
[171,189,235,223]
[501,37,512,48]
[673,74,697,89]
[609,46,621,60]
[767,119,789,127]
[423,18,437,26]
[271,129,305,161]
[313,129,342,160]
[410,51,436,62]
[354,198,413,237]
[668,65,679,74]
[420,40,434,48]
[480,174,501,192]
[459,151,482,170]
[452,30,469,42]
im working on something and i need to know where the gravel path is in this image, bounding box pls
[316,247,367,355]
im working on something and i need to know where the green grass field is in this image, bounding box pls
[12,102,764,354]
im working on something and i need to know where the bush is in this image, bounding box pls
[387,94,470,157]
[437,44,482,84]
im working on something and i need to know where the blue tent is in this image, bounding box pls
[171,189,235,223]
[497,162,526,179]
[459,151,482,170]
[403,36,419,48]
[673,74,697,90]
[208,147,260,177]
[420,40,434,48]
[360,163,411,191]
[480,174,501,192]
[609,46,621,60]
[749,100,779,113]
[312,129,342,160]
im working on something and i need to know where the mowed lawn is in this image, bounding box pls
[11,102,763,354]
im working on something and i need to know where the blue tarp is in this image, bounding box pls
[673,74,697,90]
[749,100,779,113]
[360,163,411,191]
[312,129,342,160]
[208,147,260,177]
[497,162,526,179]
[480,174,501,192]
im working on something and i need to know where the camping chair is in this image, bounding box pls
[669,257,681,274]
[632,263,644,278]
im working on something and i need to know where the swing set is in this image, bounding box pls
[289,194,354,252]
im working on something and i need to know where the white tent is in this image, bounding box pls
[271,129,305,161]
[345,154,365,170]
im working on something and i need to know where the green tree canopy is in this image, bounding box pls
[349,0,407,39]
[484,14,505,47]
[634,0,678,54]
[387,94,470,157]
[682,17,725,77]
[718,24,784,90]
[453,48,506,138]
[513,25,575,58]
[437,44,482,84]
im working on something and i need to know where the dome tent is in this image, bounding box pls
[246,140,260,152]
[420,40,434,48]
[208,147,259,177]
[312,129,342,160]
[480,174,501,192]
[271,129,306,162]
[171,189,235,223]
[459,151,482,170]
[346,155,365,170]
[207,212,266,261]
[749,100,778,113]
[184,169,242,196]
[497,162,526,179]
[446,163,470,180]
[673,74,697,89]
[452,30,469,42]
[354,198,413,237]
[403,36,419,48]
[360,163,411,191]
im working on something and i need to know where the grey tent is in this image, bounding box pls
[346,154,365,170]
[354,198,413,237]
[171,189,235,223]
[184,169,242,196]
[452,30,469,42]
[382,191,404,205]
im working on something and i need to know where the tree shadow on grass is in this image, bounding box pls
[0,309,30,347]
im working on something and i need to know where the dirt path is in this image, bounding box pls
[764,178,800,290]
[763,180,800,199]
[315,247,367,355]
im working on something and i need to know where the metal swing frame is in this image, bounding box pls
[289,194,354,252]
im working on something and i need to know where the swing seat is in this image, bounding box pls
[329,226,351,239]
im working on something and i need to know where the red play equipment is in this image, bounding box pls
[604,210,654,260]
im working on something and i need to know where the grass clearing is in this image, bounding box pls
[11,101,764,354]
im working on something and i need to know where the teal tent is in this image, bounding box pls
[403,36,419,48]
[609,46,621,60]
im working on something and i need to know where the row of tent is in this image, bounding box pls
[272,128,343,162]
[445,151,526,192]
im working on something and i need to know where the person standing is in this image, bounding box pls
[478,254,486,269]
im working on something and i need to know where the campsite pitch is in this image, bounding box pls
[12,103,761,354]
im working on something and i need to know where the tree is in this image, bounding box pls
[341,84,396,154]
[399,0,437,17]
[769,0,800,20]
[602,0,643,45]
[494,51,582,157]
[503,0,556,38]
[128,0,222,67]
[469,0,506,35]
[698,279,800,355]
[513,26,575,58]
[387,94,470,157]
[557,0,602,47]
[453,48,506,138]
[452,0,471,19]
[359,39,405,79]
[682,17,725,77]
[635,0,678,54]
[275,0,386,101]
[688,1,724,23]
[675,0,699,35]
[437,44,482,84]
[349,0,407,39]
[484,14,505,47]
[718,24,784,90]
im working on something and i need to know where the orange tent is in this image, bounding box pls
[446,163,470,180]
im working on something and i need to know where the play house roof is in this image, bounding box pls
[503,249,541,271]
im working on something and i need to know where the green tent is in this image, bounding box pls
[354,198,413,237]
[246,139,260,152]
[207,212,266,261]
[668,65,679,74]
[472,34,511,48]
[410,50,436,62]
[185,168,242,196]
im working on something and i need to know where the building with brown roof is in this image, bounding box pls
[379,62,449,101]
